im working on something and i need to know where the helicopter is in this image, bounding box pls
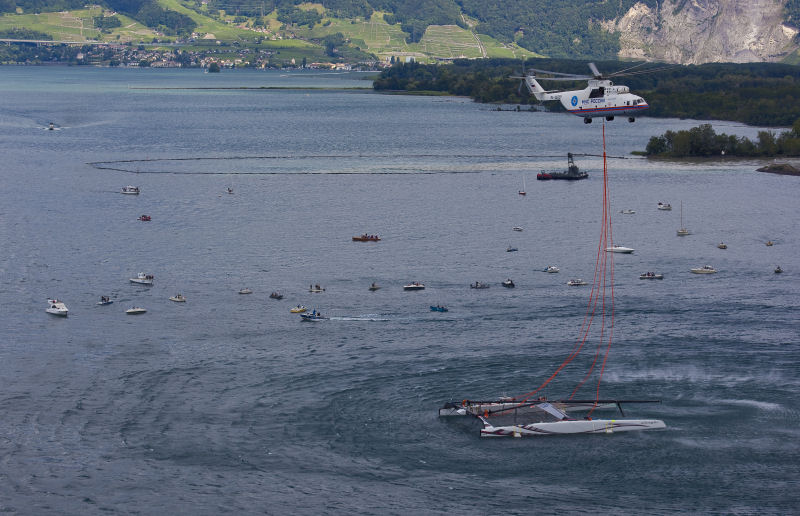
[517,62,651,124]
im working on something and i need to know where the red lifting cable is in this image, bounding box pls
[517,122,617,411]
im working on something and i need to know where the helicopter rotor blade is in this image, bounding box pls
[527,68,590,79]
[588,62,601,79]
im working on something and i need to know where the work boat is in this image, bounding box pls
[130,272,154,285]
[403,282,425,291]
[536,153,589,180]
[126,306,147,314]
[46,299,68,316]
[439,125,665,438]
[657,202,671,211]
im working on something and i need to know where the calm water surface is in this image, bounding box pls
[0,67,798,514]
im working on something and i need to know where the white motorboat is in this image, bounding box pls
[368,283,381,291]
[717,242,727,249]
[657,202,672,211]
[766,240,774,247]
[512,226,523,232]
[620,209,635,214]
[403,282,425,290]
[130,272,154,285]
[501,279,515,288]
[309,284,326,293]
[126,306,147,314]
[639,272,664,280]
[470,281,490,289]
[169,294,186,302]
[543,266,560,273]
[238,288,253,294]
[121,186,140,195]
[605,245,634,254]
[774,266,783,274]
[567,279,588,286]
[97,296,113,305]
[46,298,68,316]
[690,265,717,274]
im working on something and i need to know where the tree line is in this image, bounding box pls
[645,121,800,157]
[373,59,800,127]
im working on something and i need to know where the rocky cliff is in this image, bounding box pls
[604,0,798,64]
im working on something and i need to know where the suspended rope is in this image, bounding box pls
[514,121,616,411]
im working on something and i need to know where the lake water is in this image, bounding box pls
[0,67,798,514]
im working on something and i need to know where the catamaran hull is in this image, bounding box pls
[481,419,667,437]
[438,401,617,417]
[480,419,666,437]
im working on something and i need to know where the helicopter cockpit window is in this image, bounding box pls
[589,87,605,99]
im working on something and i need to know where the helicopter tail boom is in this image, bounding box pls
[524,76,561,102]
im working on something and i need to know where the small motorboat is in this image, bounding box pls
[605,245,634,254]
[269,292,284,300]
[121,186,140,195]
[567,279,588,286]
[46,299,68,316]
[368,283,381,291]
[309,284,325,293]
[657,202,672,211]
[690,265,717,274]
[639,272,664,280]
[138,215,151,222]
[774,266,783,274]
[430,305,449,312]
[620,209,635,214]
[97,296,113,305]
[717,242,728,249]
[238,288,253,294]
[501,279,515,288]
[512,226,523,232]
[290,305,307,313]
[470,282,490,289]
[169,294,186,302]
[543,266,560,273]
[403,282,425,291]
[300,309,327,321]
[506,246,518,252]
[126,306,147,314]
[130,272,154,285]
[48,122,55,131]
[226,187,234,194]
[352,234,381,242]
[766,240,774,247]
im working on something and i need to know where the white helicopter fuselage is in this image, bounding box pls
[525,76,648,119]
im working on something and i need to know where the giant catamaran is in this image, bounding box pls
[440,125,666,437]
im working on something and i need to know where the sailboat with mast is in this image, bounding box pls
[677,201,690,236]
[439,125,665,437]
[518,175,526,196]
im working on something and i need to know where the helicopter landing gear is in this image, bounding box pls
[583,118,592,124]
[628,117,636,123]
[605,116,615,121]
